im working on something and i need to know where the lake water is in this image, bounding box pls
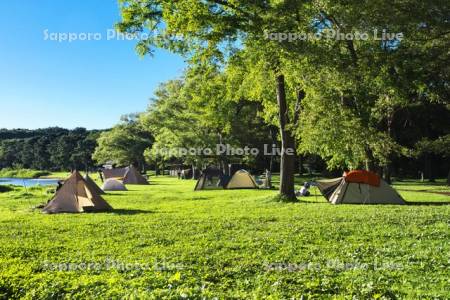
[0,178,60,187]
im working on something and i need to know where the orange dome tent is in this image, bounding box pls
[345,170,380,187]
[316,170,405,205]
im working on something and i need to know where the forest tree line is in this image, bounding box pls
[0,98,448,182]
[0,128,101,171]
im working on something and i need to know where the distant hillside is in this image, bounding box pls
[0,127,106,171]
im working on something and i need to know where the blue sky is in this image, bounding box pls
[0,0,186,130]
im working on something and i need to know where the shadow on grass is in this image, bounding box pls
[187,197,210,201]
[297,199,327,204]
[109,209,155,215]
[394,180,448,187]
[103,193,132,196]
[397,189,450,196]
[0,185,14,193]
[261,195,326,204]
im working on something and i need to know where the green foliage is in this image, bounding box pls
[93,114,153,167]
[141,73,273,168]
[415,134,450,157]
[141,79,212,165]
[0,168,50,179]
[0,128,101,171]
[0,175,448,298]
[116,0,450,173]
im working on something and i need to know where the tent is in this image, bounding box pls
[194,167,225,190]
[102,167,127,180]
[102,178,128,191]
[123,166,149,185]
[84,174,105,195]
[103,166,148,185]
[228,163,244,176]
[181,168,201,180]
[225,169,258,189]
[316,170,405,205]
[42,171,112,213]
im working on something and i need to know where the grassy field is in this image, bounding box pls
[0,174,449,299]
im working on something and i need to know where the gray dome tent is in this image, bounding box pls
[194,167,227,191]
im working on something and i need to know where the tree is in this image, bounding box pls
[0,128,100,171]
[415,134,450,185]
[93,115,153,170]
[264,0,449,176]
[141,79,216,173]
[141,71,273,175]
[71,131,100,172]
[117,0,305,201]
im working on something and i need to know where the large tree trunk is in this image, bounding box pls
[298,155,303,175]
[293,89,305,176]
[276,74,296,201]
[269,126,278,173]
[140,158,146,174]
[384,165,392,184]
[218,133,229,175]
[365,147,377,172]
[424,154,435,182]
[384,112,394,184]
[191,164,196,180]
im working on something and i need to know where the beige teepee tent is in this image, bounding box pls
[316,170,405,205]
[42,171,113,213]
[102,167,127,180]
[84,174,105,195]
[226,170,258,189]
[123,166,149,185]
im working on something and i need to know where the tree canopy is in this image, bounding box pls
[114,0,449,190]
[93,114,153,169]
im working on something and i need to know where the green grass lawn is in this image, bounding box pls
[0,175,449,299]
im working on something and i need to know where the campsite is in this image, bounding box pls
[1,0,449,299]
